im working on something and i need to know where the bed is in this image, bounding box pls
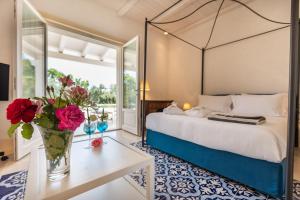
[145,103,287,198]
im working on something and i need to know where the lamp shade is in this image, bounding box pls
[183,103,191,110]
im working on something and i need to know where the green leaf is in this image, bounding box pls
[46,147,62,160]
[48,135,65,148]
[7,122,22,137]
[21,123,34,140]
[35,116,54,129]
[53,97,67,108]
[42,104,54,114]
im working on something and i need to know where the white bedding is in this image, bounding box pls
[146,112,287,163]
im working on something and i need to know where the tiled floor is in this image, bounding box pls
[1,130,300,187]
[294,147,300,180]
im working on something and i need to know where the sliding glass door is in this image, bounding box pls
[122,36,140,135]
[15,0,46,159]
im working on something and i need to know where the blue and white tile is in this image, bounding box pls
[1,142,299,200]
[294,180,300,200]
[130,141,300,200]
[0,171,27,200]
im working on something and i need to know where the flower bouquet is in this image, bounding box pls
[6,76,89,180]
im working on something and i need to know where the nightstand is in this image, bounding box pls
[141,100,173,130]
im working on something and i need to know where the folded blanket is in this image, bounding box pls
[185,106,213,118]
[208,114,266,125]
[163,102,185,115]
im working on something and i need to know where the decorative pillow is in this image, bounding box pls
[231,94,283,117]
[198,95,232,113]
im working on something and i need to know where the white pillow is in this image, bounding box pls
[231,94,283,117]
[278,93,288,116]
[198,95,232,113]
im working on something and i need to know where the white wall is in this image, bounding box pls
[0,0,15,152]
[167,38,201,106]
[146,27,169,100]
[167,0,291,106]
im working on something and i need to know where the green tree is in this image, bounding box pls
[75,78,89,89]
[89,83,117,105]
[22,59,35,98]
[47,68,117,105]
[47,68,66,96]
[123,74,136,109]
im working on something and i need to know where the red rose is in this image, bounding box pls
[92,138,103,148]
[6,99,38,124]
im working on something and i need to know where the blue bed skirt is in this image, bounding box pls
[146,129,286,198]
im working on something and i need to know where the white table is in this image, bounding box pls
[24,136,154,200]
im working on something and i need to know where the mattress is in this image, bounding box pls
[146,112,287,163]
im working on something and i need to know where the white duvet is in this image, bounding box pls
[146,112,287,163]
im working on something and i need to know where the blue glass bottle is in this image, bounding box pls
[97,121,108,144]
[97,121,108,133]
[97,108,108,144]
[84,120,96,148]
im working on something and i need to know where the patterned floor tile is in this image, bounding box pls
[0,171,27,200]
[130,141,300,200]
[1,142,299,200]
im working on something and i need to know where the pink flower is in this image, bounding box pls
[92,138,103,148]
[48,98,55,104]
[33,100,44,115]
[70,86,88,99]
[68,86,89,106]
[55,105,85,131]
[59,76,74,87]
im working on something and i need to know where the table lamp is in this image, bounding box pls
[183,103,191,110]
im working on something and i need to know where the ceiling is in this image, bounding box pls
[23,29,140,70]
[95,0,251,33]
[47,31,117,67]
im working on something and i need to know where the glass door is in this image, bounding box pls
[122,36,139,135]
[15,0,46,159]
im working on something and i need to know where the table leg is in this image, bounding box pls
[145,160,155,200]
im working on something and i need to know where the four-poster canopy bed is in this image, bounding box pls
[141,0,300,199]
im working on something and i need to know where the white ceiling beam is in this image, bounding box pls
[49,51,115,68]
[99,48,109,60]
[58,35,66,53]
[117,0,140,16]
[81,42,90,58]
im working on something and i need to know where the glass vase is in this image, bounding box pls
[39,127,74,181]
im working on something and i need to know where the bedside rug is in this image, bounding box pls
[0,171,27,200]
[130,141,300,200]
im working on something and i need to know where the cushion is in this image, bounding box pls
[198,95,232,113]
